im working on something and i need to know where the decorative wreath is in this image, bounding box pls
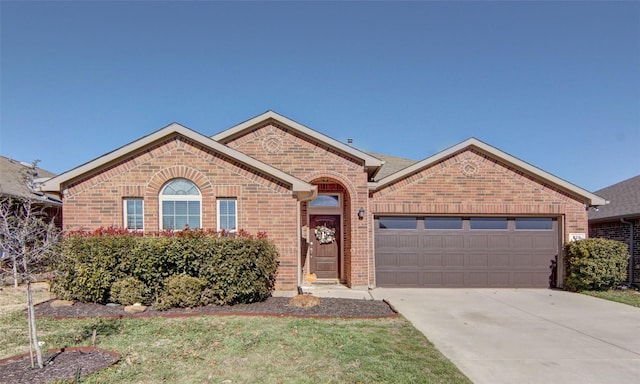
[314,225,336,244]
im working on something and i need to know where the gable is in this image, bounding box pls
[213,111,384,180]
[371,137,605,207]
[41,122,315,200]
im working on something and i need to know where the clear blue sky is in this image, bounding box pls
[1,1,638,192]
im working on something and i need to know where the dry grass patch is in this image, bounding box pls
[0,282,51,316]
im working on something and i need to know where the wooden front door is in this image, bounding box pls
[310,215,340,279]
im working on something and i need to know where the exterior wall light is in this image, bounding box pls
[358,207,365,220]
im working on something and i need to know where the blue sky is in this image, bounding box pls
[1,1,638,192]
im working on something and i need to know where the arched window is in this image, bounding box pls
[159,178,201,230]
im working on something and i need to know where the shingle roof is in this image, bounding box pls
[588,175,640,222]
[0,156,61,206]
[366,152,418,181]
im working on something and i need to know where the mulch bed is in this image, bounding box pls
[2,296,396,383]
[0,347,119,384]
[34,296,398,319]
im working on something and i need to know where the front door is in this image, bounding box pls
[310,215,340,279]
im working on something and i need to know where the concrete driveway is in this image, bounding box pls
[370,288,640,384]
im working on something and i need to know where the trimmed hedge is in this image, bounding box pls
[51,228,278,306]
[564,238,629,291]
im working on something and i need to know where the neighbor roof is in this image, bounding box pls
[589,175,640,222]
[369,137,607,207]
[0,156,61,206]
[40,123,315,199]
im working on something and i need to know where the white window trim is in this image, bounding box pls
[123,198,144,231]
[159,179,202,230]
[217,198,237,232]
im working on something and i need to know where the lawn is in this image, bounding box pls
[582,288,640,308]
[0,286,471,384]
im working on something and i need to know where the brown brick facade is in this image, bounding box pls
[52,114,598,291]
[61,135,300,290]
[371,149,587,238]
[220,122,372,288]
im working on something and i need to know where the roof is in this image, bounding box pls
[40,123,316,199]
[0,156,61,206]
[369,137,607,207]
[588,175,640,222]
[212,110,385,179]
[367,152,418,181]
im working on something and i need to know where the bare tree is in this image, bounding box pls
[0,160,60,368]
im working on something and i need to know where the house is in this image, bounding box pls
[40,111,605,290]
[588,175,640,285]
[0,156,62,224]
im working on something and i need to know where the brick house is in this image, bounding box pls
[588,175,640,285]
[41,111,605,290]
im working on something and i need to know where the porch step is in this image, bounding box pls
[310,278,341,285]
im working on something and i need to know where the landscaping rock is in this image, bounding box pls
[124,304,147,314]
[289,294,321,308]
[50,300,74,307]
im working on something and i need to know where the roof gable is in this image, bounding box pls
[212,111,384,178]
[370,137,606,207]
[589,175,640,221]
[41,123,315,197]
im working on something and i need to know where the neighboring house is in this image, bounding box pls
[40,111,605,291]
[588,175,640,285]
[0,156,62,269]
[0,156,62,224]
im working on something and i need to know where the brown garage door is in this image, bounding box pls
[375,217,558,288]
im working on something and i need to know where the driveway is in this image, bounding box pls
[370,288,640,384]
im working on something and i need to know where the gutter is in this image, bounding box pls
[620,217,635,285]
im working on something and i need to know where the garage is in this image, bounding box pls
[375,216,559,288]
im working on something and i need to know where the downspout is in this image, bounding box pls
[621,217,634,285]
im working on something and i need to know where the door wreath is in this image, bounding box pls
[314,225,336,244]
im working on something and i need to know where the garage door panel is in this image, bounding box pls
[489,254,510,267]
[375,217,558,288]
[444,254,465,267]
[423,253,444,267]
[466,253,489,267]
[442,272,464,286]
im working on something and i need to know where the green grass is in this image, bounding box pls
[1,308,470,384]
[582,288,640,308]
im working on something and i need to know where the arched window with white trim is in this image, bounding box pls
[159,178,201,230]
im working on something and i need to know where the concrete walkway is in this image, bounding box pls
[371,288,640,384]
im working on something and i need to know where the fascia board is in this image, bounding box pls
[41,123,313,194]
[371,137,607,206]
[213,111,384,168]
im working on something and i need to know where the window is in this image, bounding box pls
[217,198,237,231]
[309,194,340,207]
[160,179,201,230]
[515,218,553,230]
[470,218,508,230]
[379,217,417,230]
[123,198,144,230]
[425,217,462,230]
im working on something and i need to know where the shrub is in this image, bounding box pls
[51,229,139,303]
[157,275,208,309]
[110,277,151,305]
[52,228,279,306]
[199,236,278,305]
[564,238,629,291]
